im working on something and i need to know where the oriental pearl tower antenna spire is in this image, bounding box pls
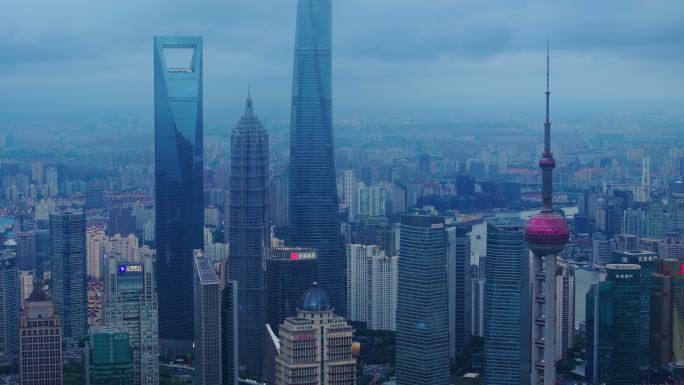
[525,43,570,385]
[542,42,553,212]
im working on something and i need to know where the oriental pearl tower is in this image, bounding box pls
[525,45,570,385]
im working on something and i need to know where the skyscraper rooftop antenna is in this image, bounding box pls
[545,41,551,153]
[245,83,254,117]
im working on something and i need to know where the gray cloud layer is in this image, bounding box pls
[0,0,682,124]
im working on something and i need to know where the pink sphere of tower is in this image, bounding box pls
[538,156,556,170]
[525,211,569,256]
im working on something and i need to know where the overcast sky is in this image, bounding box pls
[1,0,682,125]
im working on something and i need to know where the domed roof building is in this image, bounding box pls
[299,282,332,312]
[274,283,356,385]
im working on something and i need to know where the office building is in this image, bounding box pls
[108,207,135,237]
[85,327,132,385]
[45,166,57,196]
[650,271,672,368]
[524,51,570,385]
[346,244,397,331]
[104,256,158,385]
[266,247,317,331]
[87,229,106,280]
[19,286,62,385]
[353,183,387,219]
[555,264,575,360]
[85,183,105,210]
[663,259,684,364]
[447,224,472,356]
[621,208,646,237]
[615,233,638,252]
[50,211,87,340]
[483,219,531,385]
[89,232,154,282]
[193,250,221,385]
[229,93,269,375]
[154,36,204,347]
[270,174,289,227]
[471,272,485,338]
[19,270,33,302]
[343,170,355,220]
[612,249,658,368]
[592,234,614,266]
[274,283,356,385]
[0,249,18,355]
[586,264,641,385]
[660,234,684,260]
[220,264,238,385]
[645,199,666,238]
[396,215,450,385]
[16,231,36,271]
[288,0,345,314]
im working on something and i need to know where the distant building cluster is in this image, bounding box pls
[2,1,684,385]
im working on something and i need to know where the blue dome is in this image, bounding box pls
[299,282,332,312]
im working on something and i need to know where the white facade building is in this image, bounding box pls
[346,244,397,331]
[353,183,387,219]
[555,264,576,360]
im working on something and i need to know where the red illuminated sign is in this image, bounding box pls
[290,252,299,261]
[681,264,684,276]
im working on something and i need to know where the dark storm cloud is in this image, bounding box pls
[0,0,682,123]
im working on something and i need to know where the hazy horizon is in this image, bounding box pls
[1,0,683,125]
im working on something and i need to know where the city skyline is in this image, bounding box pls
[1,2,684,384]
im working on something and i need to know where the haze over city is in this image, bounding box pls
[1,1,684,385]
[1,0,683,125]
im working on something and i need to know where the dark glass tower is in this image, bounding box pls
[483,219,531,385]
[288,0,345,313]
[228,94,269,375]
[265,246,318,330]
[586,264,641,385]
[221,279,238,385]
[154,36,204,346]
[193,250,221,385]
[50,211,87,340]
[0,249,18,355]
[611,249,658,369]
[396,215,450,385]
[448,224,472,356]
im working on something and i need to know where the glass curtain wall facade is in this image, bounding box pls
[395,215,450,385]
[265,247,318,331]
[586,264,641,385]
[154,36,204,345]
[0,250,18,355]
[483,220,531,385]
[193,250,221,385]
[661,259,684,363]
[228,95,269,375]
[104,256,158,385]
[447,224,472,357]
[50,211,87,341]
[288,0,345,314]
[221,280,238,385]
[611,250,658,368]
[85,328,132,385]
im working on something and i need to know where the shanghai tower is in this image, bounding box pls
[154,36,204,349]
[288,0,345,313]
[229,93,269,375]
